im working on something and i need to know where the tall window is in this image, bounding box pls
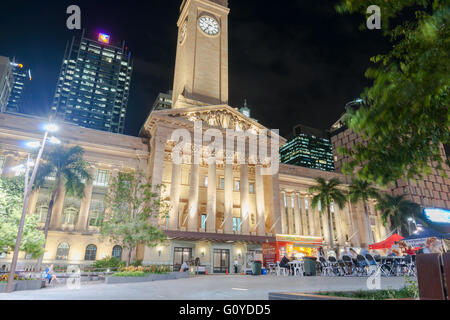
[233,217,241,232]
[62,206,79,225]
[88,199,104,227]
[94,169,109,187]
[36,205,48,223]
[56,243,70,260]
[201,214,207,229]
[219,178,225,189]
[234,180,240,191]
[84,244,97,261]
[112,245,122,259]
[204,176,208,187]
[249,183,255,194]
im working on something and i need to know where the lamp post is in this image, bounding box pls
[6,123,59,293]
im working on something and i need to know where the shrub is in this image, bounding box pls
[0,274,32,282]
[130,260,143,267]
[117,265,171,274]
[92,257,126,270]
[112,271,147,277]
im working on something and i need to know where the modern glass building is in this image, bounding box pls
[280,124,335,172]
[6,59,32,113]
[151,91,173,112]
[52,30,133,134]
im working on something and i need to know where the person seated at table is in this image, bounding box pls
[180,261,189,272]
[387,248,397,256]
[279,255,290,274]
[318,247,326,260]
[404,246,416,255]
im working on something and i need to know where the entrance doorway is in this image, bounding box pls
[213,249,230,273]
[173,247,192,271]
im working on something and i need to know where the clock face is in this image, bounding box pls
[198,16,220,36]
[180,20,187,44]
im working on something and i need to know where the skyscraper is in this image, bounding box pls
[52,30,133,134]
[0,56,13,113]
[6,59,32,113]
[280,124,335,172]
[151,91,173,112]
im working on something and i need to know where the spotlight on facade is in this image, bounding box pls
[49,136,61,145]
[26,141,41,148]
[44,123,59,132]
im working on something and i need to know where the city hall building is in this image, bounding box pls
[2,0,431,273]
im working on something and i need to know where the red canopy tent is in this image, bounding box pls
[369,234,404,250]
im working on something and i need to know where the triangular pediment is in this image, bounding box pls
[141,105,286,144]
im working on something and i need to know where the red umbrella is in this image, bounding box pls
[369,234,404,250]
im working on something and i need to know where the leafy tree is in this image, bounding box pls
[376,194,421,236]
[100,171,168,266]
[34,145,92,268]
[348,179,380,245]
[308,177,347,249]
[337,0,450,185]
[0,176,44,258]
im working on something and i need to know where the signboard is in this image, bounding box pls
[262,242,277,267]
[276,234,323,245]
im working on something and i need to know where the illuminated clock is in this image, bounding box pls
[180,20,187,44]
[198,16,220,36]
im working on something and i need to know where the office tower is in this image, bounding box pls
[0,56,13,113]
[151,91,173,111]
[52,30,133,133]
[6,59,32,113]
[280,124,335,172]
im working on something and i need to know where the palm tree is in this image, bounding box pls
[308,177,347,249]
[348,179,380,245]
[376,194,421,236]
[34,145,91,269]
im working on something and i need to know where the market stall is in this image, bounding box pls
[368,233,404,250]
[262,235,323,267]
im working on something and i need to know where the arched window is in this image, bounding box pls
[84,244,97,261]
[56,243,70,260]
[112,245,122,259]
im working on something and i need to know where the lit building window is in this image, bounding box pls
[305,198,309,210]
[249,183,255,194]
[204,176,208,187]
[112,245,122,259]
[233,217,241,232]
[56,242,70,260]
[235,180,240,191]
[94,169,109,187]
[84,244,97,261]
[201,214,207,229]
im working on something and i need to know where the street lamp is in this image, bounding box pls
[6,122,59,293]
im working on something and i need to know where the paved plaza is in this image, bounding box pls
[0,275,408,300]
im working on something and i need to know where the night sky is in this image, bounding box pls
[0,0,390,138]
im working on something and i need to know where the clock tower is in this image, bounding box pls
[172,0,230,109]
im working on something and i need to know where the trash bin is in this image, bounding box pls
[252,261,262,276]
[303,257,317,276]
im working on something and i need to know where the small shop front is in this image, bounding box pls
[262,234,323,267]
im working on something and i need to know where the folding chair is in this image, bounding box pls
[365,254,379,276]
[355,255,369,276]
[328,256,341,276]
[342,255,355,276]
[293,261,304,277]
[276,261,287,276]
[319,257,332,276]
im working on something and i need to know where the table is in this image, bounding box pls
[288,261,305,276]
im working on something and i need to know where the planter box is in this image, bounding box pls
[269,292,359,300]
[0,283,16,293]
[14,280,44,292]
[105,272,189,284]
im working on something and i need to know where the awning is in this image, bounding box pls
[369,233,404,250]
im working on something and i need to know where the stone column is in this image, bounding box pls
[27,188,39,216]
[280,191,287,234]
[168,161,182,230]
[240,164,250,234]
[334,206,345,247]
[287,195,295,234]
[299,195,308,235]
[255,165,266,236]
[50,178,66,229]
[224,163,233,233]
[150,127,169,194]
[293,193,301,235]
[376,206,387,240]
[269,173,282,235]
[350,202,363,247]
[321,210,330,247]
[206,162,217,233]
[306,196,316,236]
[187,163,200,232]
[76,166,96,232]
[2,154,19,177]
